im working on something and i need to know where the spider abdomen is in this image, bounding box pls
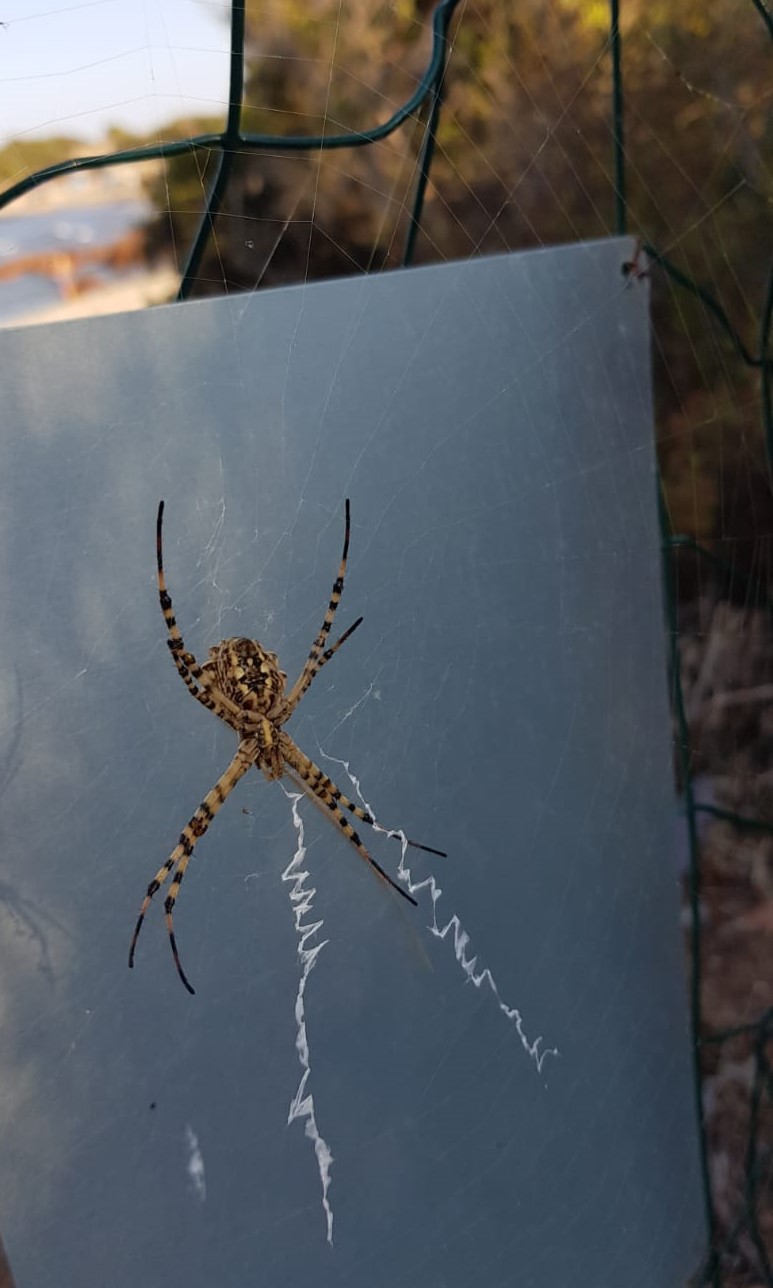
[210,637,287,717]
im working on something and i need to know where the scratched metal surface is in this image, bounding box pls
[0,241,705,1286]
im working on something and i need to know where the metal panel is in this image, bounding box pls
[0,239,705,1286]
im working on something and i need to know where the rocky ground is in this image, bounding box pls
[679,597,773,1286]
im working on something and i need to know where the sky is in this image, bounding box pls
[0,0,231,146]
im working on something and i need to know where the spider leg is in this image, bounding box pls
[129,736,260,993]
[156,500,242,727]
[285,499,362,712]
[284,764,416,907]
[280,733,446,858]
[281,737,418,906]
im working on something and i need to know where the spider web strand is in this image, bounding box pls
[282,789,335,1246]
[320,753,559,1076]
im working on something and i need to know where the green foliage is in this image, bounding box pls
[0,135,82,189]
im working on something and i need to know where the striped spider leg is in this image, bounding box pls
[129,499,446,994]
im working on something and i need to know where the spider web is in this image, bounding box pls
[0,2,769,1286]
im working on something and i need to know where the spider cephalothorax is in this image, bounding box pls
[129,499,446,994]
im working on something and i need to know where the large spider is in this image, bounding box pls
[129,500,445,994]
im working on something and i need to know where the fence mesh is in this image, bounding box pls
[2,2,772,1283]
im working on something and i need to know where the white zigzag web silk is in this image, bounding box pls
[278,750,559,1245]
[184,1124,206,1202]
[282,789,335,1245]
[322,753,560,1075]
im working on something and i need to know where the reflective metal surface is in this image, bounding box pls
[0,240,704,1285]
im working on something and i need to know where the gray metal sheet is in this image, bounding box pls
[0,239,705,1286]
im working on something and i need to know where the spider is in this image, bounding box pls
[129,499,445,994]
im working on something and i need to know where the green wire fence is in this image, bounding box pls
[2,1,772,1282]
[0,0,457,289]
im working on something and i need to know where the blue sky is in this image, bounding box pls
[0,0,231,146]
